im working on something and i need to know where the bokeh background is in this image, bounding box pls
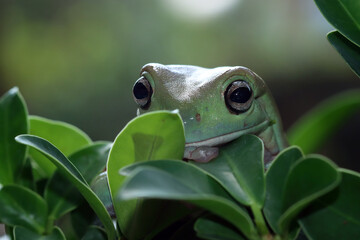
[0,0,359,170]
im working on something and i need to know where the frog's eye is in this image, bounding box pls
[225,80,253,114]
[133,76,153,109]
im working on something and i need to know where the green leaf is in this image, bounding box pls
[68,142,111,183]
[29,116,92,178]
[15,135,117,240]
[314,0,360,46]
[194,218,245,240]
[264,146,304,234]
[45,173,82,220]
[81,226,107,240]
[44,141,110,221]
[278,156,341,234]
[0,87,28,185]
[119,160,256,239]
[107,111,185,239]
[192,135,265,207]
[287,90,360,153]
[13,226,65,240]
[0,185,47,234]
[299,169,360,240]
[327,30,360,77]
[90,173,113,214]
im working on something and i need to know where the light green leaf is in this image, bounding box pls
[0,185,47,234]
[14,226,65,240]
[107,111,185,239]
[0,87,28,185]
[119,160,256,239]
[287,90,360,153]
[314,0,360,46]
[278,156,341,234]
[192,135,265,207]
[264,146,304,234]
[299,169,360,240]
[29,116,92,178]
[194,218,245,240]
[15,135,117,240]
[327,31,360,77]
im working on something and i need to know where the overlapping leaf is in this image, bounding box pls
[119,160,256,239]
[15,135,117,240]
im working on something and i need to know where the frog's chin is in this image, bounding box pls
[185,120,270,148]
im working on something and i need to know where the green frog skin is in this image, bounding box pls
[132,63,288,164]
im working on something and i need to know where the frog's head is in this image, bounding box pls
[133,63,287,163]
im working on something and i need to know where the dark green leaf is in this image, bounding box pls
[15,135,117,240]
[81,226,107,240]
[264,146,304,234]
[90,173,113,214]
[13,226,65,240]
[314,0,360,46]
[0,185,47,234]
[287,90,360,153]
[327,30,360,77]
[279,156,341,234]
[107,111,185,239]
[192,135,265,207]
[29,116,92,178]
[0,87,28,185]
[69,142,111,183]
[45,173,82,220]
[299,169,360,240]
[194,218,245,240]
[119,160,256,239]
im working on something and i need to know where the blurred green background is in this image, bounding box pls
[0,0,359,170]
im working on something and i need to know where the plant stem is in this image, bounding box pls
[251,205,270,236]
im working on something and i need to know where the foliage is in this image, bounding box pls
[1,2,360,240]
[0,87,360,240]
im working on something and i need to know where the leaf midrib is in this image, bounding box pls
[337,0,360,30]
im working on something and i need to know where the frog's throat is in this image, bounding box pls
[185,120,270,148]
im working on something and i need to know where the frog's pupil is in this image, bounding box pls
[230,87,251,103]
[133,82,148,99]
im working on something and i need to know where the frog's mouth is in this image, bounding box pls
[183,120,270,163]
[185,120,270,148]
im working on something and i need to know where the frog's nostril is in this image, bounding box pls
[195,113,201,122]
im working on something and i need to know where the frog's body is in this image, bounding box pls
[133,63,288,163]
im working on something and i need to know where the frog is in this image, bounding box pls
[132,63,288,164]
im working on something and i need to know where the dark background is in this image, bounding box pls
[0,0,359,172]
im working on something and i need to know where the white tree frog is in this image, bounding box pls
[132,63,288,164]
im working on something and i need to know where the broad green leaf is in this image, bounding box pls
[13,226,65,240]
[29,116,92,178]
[0,185,47,234]
[119,160,256,239]
[192,135,265,207]
[107,111,185,239]
[327,30,360,77]
[0,87,28,185]
[264,146,304,234]
[287,90,360,153]
[299,169,360,240]
[278,156,341,234]
[194,218,245,240]
[314,0,360,46]
[15,135,117,240]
